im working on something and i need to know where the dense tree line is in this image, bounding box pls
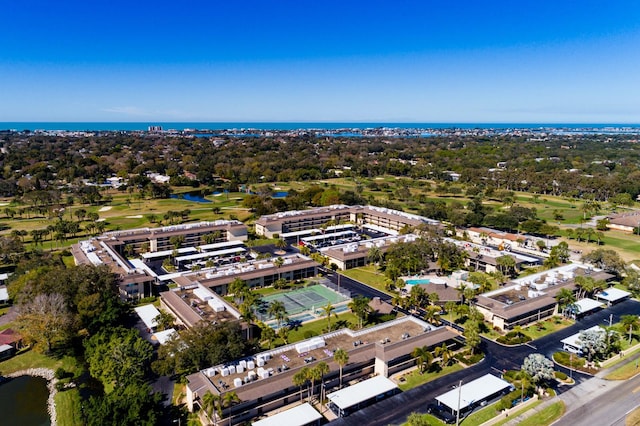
[1,132,640,202]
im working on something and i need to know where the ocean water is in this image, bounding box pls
[1,122,639,132]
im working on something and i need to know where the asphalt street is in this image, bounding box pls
[327,273,640,426]
[554,374,640,426]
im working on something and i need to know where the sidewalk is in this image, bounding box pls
[496,348,640,426]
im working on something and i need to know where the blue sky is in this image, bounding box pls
[1,0,639,123]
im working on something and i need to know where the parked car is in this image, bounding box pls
[426,404,455,424]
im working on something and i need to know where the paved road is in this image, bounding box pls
[330,299,640,425]
[554,374,640,426]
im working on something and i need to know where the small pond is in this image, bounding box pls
[0,375,50,426]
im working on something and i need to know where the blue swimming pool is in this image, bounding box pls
[406,278,431,285]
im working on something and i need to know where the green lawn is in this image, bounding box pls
[490,400,544,426]
[523,317,574,341]
[286,311,360,343]
[55,388,83,426]
[398,363,463,391]
[341,265,393,295]
[605,359,640,380]
[515,401,565,426]
[0,350,81,376]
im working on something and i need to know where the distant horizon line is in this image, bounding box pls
[2,121,640,125]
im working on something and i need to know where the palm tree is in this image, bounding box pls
[321,302,337,332]
[267,301,288,328]
[201,391,220,426]
[274,239,288,251]
[273,256,285,280]
[411,346,433,374]
[444,300,457,323]
[620,314,640,344]
[348,296,371,329]
[314,362,330,405]
[240,300,257,340]
[334,348,349,388]
[367,245,383,266]
[277,326,290,344]
[221,391,240,426]
[258,322,276,349]
[555,288,576,315]
[423,305,441,325]
[307,365,322,403]
[293,367,309,402]
[435,343,453,367]
[228,278,248,304]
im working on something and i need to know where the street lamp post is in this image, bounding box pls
[570,353,573,381]
[456,380,462,426]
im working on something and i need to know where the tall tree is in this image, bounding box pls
[348,296,372,329]
[620,314,640,345]
[334,348,349,388]
[84,327,154,388]
[321,302,337,332]
[15,292,72,353]
[411,346,433,374]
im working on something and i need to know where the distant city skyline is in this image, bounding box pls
[1,1,639,123]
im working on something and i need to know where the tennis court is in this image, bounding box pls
[258,284,350,321]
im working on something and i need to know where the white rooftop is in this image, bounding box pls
[198,240,244,251]
[141,247,198,260]
[0,286,8,302]
[175,246,245,262]
[561,325,603,348]
[436,374,512,413]
[134,304,160,330]
[595,288,631,303]
[251,403,322,426]
[153,328,178,345]
[574,298,604,314]
[327,375,397,410]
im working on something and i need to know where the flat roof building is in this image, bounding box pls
[255,205,439,239]
[475,264,613,331]
[71,220,249,301]
[184,316,460,422]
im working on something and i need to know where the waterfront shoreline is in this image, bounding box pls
[6,368,58,426]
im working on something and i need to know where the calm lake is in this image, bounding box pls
[0,376,50,426]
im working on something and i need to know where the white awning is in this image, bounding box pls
[251,403,322,426]
[574,298,604,314]
[435,374,512,413]
[153,328,178,345]
[595,288,631,303]
[134,304,160,329]
[327,375,397,410]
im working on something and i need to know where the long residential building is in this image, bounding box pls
[255,204,439,238]
[71,220,248,300]
[185,316,460,424]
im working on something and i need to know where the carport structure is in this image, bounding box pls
[435,374,513,416]
[595,288,631,306]
[568,298,604,318]
[252,403,322,426]
[327,375,398,417]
